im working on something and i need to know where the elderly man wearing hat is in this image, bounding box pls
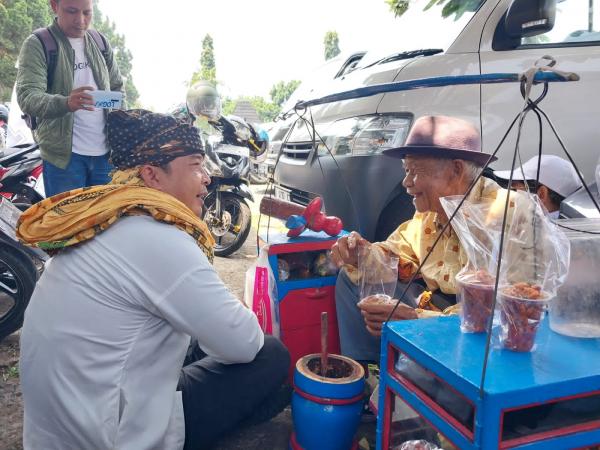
[493,154,583,219]
[331,115,502,363]
[16,110,289,450]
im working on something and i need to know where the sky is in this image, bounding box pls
[97,0,474,112]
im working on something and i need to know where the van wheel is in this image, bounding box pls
[374,195,414,242]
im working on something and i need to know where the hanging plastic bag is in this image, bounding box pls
[356,245,399,308]
[441,189,570,350]
[244,244,280,338]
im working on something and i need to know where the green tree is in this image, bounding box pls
[191,34,216,86]
[269,80,300,107]
[222,97,237,116]
[221,96,279,123]
[0,0,139,105]
[247,96,280,122]
[385,0,410,17]
[323,31,341,60]
[221,80,301,123]
[386,0,481,20]
[93,0,139,106]
[0,0,52,100]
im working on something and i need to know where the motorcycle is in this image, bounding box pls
[0,196,47,341]
[0,142,48,340]
[0,143,44,207]
[202,128,254,257]
[186,83,268,257]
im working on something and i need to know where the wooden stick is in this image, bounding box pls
[320,312,328,376]
[259,196,305,220]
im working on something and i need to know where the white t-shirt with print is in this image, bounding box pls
[68,37,109,156]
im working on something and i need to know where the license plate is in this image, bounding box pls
[216,144,250,158]
[274,186,291,202]
[0,198,22,240]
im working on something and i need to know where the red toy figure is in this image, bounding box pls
[259,196,343,237]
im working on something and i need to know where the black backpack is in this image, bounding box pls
[22,27,110,130]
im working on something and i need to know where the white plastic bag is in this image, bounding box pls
[398,440,441,450]
[244,245,280,337]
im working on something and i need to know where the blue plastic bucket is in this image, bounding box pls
[291,353,365,450]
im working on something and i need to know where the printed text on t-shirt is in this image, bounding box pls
[74,61,90,71]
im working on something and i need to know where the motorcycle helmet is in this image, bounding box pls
[186,81,221,122]
[258,128,270,143]
[250,125,270,163]
[0,104,8,123]
[168,103,195,125]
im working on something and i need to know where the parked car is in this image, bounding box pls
[273,0,600,241]
[561,183,600,219]
[561,157,600,218]
[264,121,291,175]
[264,51,368,176]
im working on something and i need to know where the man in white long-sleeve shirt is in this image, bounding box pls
[17,109,289,450]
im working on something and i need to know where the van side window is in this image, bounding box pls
[522,0,600,45]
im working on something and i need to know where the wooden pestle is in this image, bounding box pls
[321,312,328,376]
[259,196,306,221]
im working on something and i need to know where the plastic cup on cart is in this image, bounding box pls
[455,271,495,333]
[499,286,550,352]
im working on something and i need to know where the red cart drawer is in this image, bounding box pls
[279,285,341,380]
[279,286,337,329]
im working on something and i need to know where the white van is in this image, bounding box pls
[273,0,600,240]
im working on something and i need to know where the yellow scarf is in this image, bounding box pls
[17,169,215,263]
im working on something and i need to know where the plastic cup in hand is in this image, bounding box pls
[357,294,396,307]
[357,246,399,306]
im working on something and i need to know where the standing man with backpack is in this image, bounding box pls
[16,0,123,197]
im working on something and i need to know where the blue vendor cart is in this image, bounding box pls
[376,316,600,449]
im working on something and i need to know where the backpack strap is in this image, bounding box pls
[32,28,110,89]
[87,29,109,64]
[32,27,58,89]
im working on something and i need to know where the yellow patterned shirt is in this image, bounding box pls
[344,177,502,295]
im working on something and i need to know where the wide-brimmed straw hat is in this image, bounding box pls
[383,115,496,166]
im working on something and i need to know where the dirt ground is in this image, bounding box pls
[0,185,376,449]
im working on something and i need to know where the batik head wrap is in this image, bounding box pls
[109,109,204,169]
[17,110,215,262]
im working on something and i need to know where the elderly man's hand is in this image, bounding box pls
[330,231,370,267]
[358,301,418,337]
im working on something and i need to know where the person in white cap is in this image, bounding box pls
[493,155,583,219]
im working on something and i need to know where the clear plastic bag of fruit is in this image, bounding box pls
[441,189,570,350]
